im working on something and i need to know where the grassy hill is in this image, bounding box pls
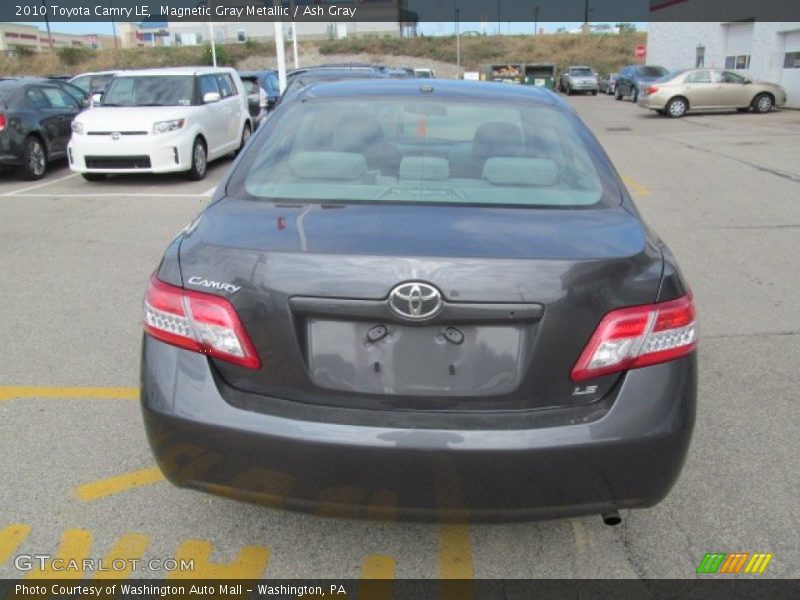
[0,32,647,78]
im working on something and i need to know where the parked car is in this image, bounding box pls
[0,79,83,179]
[599,73,618,95]
[239,74,267,129]
[281,67,384,104]
[638,68,787,117]
[69,70,123,100]
[385,68,414,79]
[559,66,599,95]
[414,68,436,78]
[615,65,669,102]
[68,67,251,181]
[1,77,90,108]
[141,80,697,523]
[238,69,280,111]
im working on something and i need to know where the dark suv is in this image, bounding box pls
[615,65,669,102]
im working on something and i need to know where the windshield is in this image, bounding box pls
[635,66,668,78]
[570,68,594,76]
[232,97,613,208]
[102,76,195,107]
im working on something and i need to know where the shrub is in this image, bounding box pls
[56,46,93,66]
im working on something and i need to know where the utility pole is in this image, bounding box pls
[455,6,460,70]
[41,0,53,52]
[207,0,217,66]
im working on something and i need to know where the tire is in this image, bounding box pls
[186,137,207,181]
[630,87,638,103]
[81,173,107,182]
[591,90,597,96]
[751,93,773,114]
[565,85,572,96]
[237,123,252,154]
[615,86,623,101]
[17,136,47,181]
[665,96,688,118]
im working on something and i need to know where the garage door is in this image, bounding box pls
[780,30,800,108]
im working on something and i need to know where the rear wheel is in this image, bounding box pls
[666,97,688,118]
[591,90,597,96]
[186,137,207,181]
[630,87,638,103]
[17,136,46,180]
[615,86,623,101]
[751,93,774,114]
[237,123,251,154]
[81,173,107,182]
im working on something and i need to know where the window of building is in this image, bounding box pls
[725,55,750,70]
[784,52,800,68]
[237,30,246,43]
[695,46,705,68]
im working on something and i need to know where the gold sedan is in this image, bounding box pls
[638,69,787,117]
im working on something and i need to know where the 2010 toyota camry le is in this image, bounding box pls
[140,80,697,523]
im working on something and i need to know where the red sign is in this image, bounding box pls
[635,44,646,58]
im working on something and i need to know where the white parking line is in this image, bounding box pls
[1,172,79,197]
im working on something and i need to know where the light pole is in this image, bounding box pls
[207,0,217,66]
[40,0,53,52]
[497,0,501,36]
[584,0,590,28]
[534,5,539,35]
[455,6,460,70]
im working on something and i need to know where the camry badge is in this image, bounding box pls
[388,282,442,320]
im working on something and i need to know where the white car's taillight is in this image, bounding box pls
[143,274,260,369]
[571,293,696,381]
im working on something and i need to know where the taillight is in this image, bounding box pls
[571,293,696,381]
[0,115,6,132]
[645,86,659,95]
[143,274,260,369]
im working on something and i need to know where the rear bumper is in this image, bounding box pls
[141,336,696,522]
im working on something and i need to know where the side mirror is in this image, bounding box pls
[91,92,103,105]
[203,92,221,103]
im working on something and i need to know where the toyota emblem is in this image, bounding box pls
[388,282,442,320]
[111,132,121,140]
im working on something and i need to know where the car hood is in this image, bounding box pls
[75,106,196,132]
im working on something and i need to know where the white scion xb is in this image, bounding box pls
[69,67,251,181]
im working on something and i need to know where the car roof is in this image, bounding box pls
[292,79,560,107]
[117,66,236,77]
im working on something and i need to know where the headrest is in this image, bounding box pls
[399,156,450,180]
[289,151,368,180]
[482,158,559,186]
[472,121,524,160]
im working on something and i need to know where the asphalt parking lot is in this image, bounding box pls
[1,94,798,582]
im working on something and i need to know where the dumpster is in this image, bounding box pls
[523,64,557,90]
[480,64,524,84]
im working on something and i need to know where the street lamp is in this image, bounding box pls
[455,6,460,70]
[41,0,53,52]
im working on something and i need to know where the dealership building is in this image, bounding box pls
[647,21,800,108]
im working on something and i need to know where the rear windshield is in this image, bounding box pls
[570,68,593,76]
[102,76,195,107]
[232,96,616,208]
[636,66,668,78]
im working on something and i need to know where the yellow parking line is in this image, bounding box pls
[0,386,138,402]
[75,467,165,501]
[438,524,474,599]
[621,175,651,197]
[26,528,92,579]
[95,533,149,579]
[168,540,270,579]
[359,555,396,600]
[0,523,31,565]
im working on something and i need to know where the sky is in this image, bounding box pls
[22,20,647,37]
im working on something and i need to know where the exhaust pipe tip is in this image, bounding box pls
[602,510,622,526]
